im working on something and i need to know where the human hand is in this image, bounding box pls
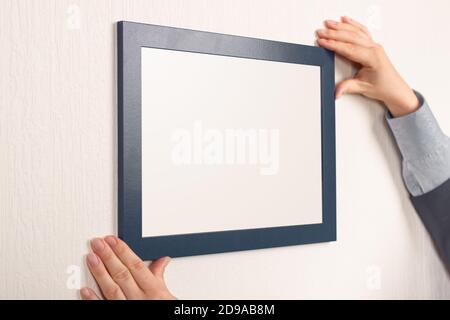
[80,236,176,300]
[316,16,420,117]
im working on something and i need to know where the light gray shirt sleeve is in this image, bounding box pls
[385,91,450,196]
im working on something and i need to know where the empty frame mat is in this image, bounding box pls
[118,21,336,259]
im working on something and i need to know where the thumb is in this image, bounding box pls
[149,256,171,280]
[335,79,366,99]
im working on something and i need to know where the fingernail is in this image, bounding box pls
[91,238,105,251]
[87,253,99,266]
[104,235,117,247]
[80,288,91,297]
[326,20,338,26]
[316,29,327,34]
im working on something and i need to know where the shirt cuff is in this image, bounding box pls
[386,91,448,162]
[386,91,450,196]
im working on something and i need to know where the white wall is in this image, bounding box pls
[1,0,450,299]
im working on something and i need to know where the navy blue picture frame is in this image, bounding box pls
[117,21,336,260]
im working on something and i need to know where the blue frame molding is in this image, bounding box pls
[117,21,336,260]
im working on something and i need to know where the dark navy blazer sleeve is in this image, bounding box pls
[386,91,450,266]
[410,180,450,266]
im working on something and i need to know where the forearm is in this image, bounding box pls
[386,91,450,265]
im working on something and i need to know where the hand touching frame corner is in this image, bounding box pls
[81,236,176,300]
[316,16,419,117]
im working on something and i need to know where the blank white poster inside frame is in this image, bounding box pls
[142,47,322,236]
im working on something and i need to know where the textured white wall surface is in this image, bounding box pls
[1,0,450,300]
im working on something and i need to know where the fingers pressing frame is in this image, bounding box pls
[90,238,144,299]
[103,236,157,292]
[86,252,127,300]
[316,38,371,66]
[80,287,100,300]
[324,19,372,40]
[149,256,172,281]
[316,28,372,47]
[341,16,372,38]
[335,78,369,99]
